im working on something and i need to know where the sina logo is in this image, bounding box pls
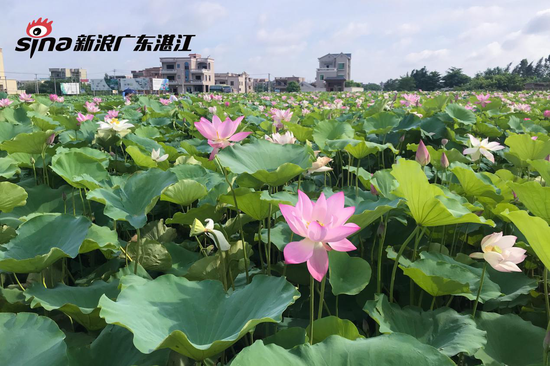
[26,18,53,38]
[16,18,72,58]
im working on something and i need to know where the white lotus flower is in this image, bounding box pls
[97,118,134,132]
[204,219,230,251]
[264,131,296,145]
[463,134,504,163]
[151,148,169,162]
[306,151,333,175]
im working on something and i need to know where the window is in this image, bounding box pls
[338,63,345,70]
[177,74,181,79]
[184,62,189,70]
[195,75,201,81]
[230,81,234,86]
[166,64,174,70]
[177,64,180,68]
[320,75,324,80]
[167,76,175,81]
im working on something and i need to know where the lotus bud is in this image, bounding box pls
[225,102,230,107]
[416,140,430,166]
[544,110,550,118]
[441,138,448,146]
[512,190,518,201]
[46,133,55,145]
[546,155,550,162]
[441,152,449,169]
[62,192,67,201]
[370,183,379,196]
[531,136,538,141]
[377,221,385,237]
[30,157,35,165]
[399,135,405,143]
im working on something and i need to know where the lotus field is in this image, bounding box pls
[1,90,550,365]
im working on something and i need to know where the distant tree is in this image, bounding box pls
[363,83,382,91]
[382,79,399,91]
[286,81,300,92]
[442,67,471,88]
[345,80,362,87]
[397,75,416,91]
[410,66,441,91]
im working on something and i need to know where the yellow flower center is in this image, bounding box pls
[485,245,502,254]
[111,118,120,125]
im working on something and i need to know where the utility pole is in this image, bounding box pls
[268,73,271,93]
[53,75,57,95]
[35,74,39,94]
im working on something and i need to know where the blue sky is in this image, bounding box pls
[2,0,550,83]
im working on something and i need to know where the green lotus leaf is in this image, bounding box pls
[87,169,177,229]
[185,240,250,282]
[528,159,550,183]
[53,147,111,168]
[364,294,486,356]
[305,316,363,344]
[509,181,550,223]
[282,121,313,141]
[263,327,308,349]
[445,103,476,125]
[328,251,371,296]
[122,133,162,152]
[260,221,294,251]
[348,197,400,230]
[451,165,501,201]
[135,125,160,139]
[170,164,226,190]
[24,280,120,330]
[505,132,550,163]
[164,242,200,276]
[363,112,401,135]
[483,266,537,310]
[126,239,172,271]
[312,120,354,150]
[217,139,311,187]
[0,120,32,143]
[161,179,208,206]
[51,151,109,190]
[0,312,68,366]
[220,188,271,220]
[80,224,121,254]
[0,157,20,179]
[231,333,454,366]
[346,141,397,159]
[0,130,50,154]
[99,275,300,360]
[0,182,27,213]
[124,145,157,169]
[67,325,171,366]
[474,312,545,366]
[0,213,91,273]
[0,185,83,226]
[391,159,494,227]
[503,209,550,271]
[167,204,224,226]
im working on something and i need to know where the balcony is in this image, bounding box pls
[162,69,177,74]
[191,69,209,74]
[317,68,337,72]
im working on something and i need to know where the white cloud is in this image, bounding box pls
[405,49,449,63]
[332,22,370,40]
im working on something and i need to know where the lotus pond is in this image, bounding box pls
[0,90,549,365]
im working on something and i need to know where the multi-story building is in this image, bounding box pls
[131,67,162,79]
[160,54,215,94]
[315,53,351,91]
[49,68,87,82]
[253,78,270,92]
[0,48,20,94]
[215,72,253,93]
[274,76,305,92]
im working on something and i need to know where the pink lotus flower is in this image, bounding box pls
[93,97,102,104]
[77,112,94,123]
[159,98,170,106]
[50,94,59,102]
[270,108,293,129]
[0,98,13,108]
[194,115,252,160]
[416,140,430,166]
[400,94,421,107]
[470,232,525,272]
[280,191,360,281]
[208,106,217,114]
[106,110,119,119]
[19,92,34,103]
[544,110,550,118]
[515,103,531,112]
[463,134,504,163]
[475,94,491,108]
[306,152,333,175]
[85,101,100,113]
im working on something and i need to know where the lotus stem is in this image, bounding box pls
[472,261,487,319]
[134,228,141,275]
[267,203,272,275]
[377,214,389,294]
[389,226,420,302]
[545,268,550,323]
[215,156,250,283]
[309,275,314,345]
[318,276,326,319]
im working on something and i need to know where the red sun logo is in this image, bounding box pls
[26,18,53,38]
